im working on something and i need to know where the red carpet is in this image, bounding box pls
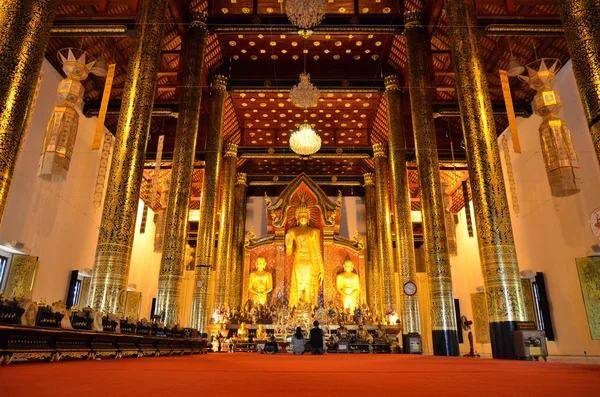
[1,354,598,396]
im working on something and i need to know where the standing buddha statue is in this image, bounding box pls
[285,203,324,309]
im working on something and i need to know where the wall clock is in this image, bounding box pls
[403,281,417,296]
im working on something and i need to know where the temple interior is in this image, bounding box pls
[1,0,600,395]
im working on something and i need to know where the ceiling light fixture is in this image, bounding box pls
[289,122,322,155]
[285,0,326,29]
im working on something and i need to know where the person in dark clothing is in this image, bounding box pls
[309,320,324,355]
[263,336,279,354]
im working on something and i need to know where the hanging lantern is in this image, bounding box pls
[520,59,580,197]
[38,49,98,182]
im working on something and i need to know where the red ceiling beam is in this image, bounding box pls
[425,0,445,35]
[168,0,187,37]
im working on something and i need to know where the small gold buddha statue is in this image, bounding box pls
[248,257,273,306]
[237,322,248,340]
[336,260,360,312]
[256,324,267,341]
[285,203,324,309]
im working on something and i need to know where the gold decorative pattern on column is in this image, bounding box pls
[445,0,526,351]
[501,137,520,215]
[230,172,248,308]
[559,0,600,166]
[404,12,456,338]
[0,0,59,224]
[191,75,228,331]
[89,0,168,315]
[384,74,420,334]
[156,13,208,326]
[363,173,382,317]
[4,255,39,300]
[372,144,396,313]
[213,142,238,311]
[470,293,490,344]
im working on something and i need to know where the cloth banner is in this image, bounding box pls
[92,63,116,150]
[499,69,521,153]
[151,135,164,206]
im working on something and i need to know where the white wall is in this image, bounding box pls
[128,201,162,319]
[0,59,108,304]
[497,60,600,356]
[449,60,600,356]
[0,59,164,320]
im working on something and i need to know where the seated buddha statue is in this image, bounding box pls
[237,322,248,341]
[256,324,267,341]
[336,260,360,312]
[248,257,273,306]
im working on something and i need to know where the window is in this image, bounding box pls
[72,279,82,306]
[0,255,8,291]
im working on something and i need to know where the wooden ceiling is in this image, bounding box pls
[47,0,569,206]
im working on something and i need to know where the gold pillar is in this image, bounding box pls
[212,142,238,310]
[404,12,458,356]
[156,13,209,326]
[230,172,248,309]
[0,0,59,225]
[384,75,421,337]
[89,0,168,315]
[363,173,382,317]
[445,0,526,359]
[372,144,397,313]
[559,0,600,166]
[191,75,228,332]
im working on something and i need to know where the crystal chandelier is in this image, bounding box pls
[290,73,320,108]
[290,123,321,155]
[285,0,326,29]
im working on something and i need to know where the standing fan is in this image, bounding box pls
[461,315,480,358]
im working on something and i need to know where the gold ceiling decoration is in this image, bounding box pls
[285,0,326,29]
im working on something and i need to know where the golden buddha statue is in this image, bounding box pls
[256,324,267,341]
[237,322,248,340]
[336,260,360,312]
[285,203,324,309]
[248,257,273,306]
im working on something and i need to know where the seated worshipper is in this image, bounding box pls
[309,320,325,355]
[291,326,306,355]
[263,336,279,354]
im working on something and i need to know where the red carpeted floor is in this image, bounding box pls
[1,354,599,396]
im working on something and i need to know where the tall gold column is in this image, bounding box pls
[191,75,228,332]
[89,0,168,314]
[363,173,382,317]
[445,0,526,359]
[384,75,422,341]
[559,0,600,166]
[404,12,458,356]
[155,13,209,326]
[372,144,397,313]
[212,142,238,311]
[230,172,248,308]
[0,0,59,225]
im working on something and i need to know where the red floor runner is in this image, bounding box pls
[0,354,598,396]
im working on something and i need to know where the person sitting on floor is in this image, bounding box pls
[263,336,279,354]
[310,321,324,355]
[291,326,306,355]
